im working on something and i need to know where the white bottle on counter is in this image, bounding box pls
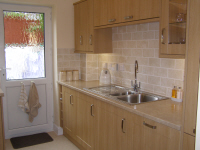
[177,87,183,99]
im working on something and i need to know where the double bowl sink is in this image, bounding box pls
[111,92,165,104]
[84,85,168,105]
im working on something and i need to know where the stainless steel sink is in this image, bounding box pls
[117,93,167,104]
[83,85,168,105]
[109,91,134,96]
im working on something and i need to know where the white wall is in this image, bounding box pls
[195,79,200,149]
[0,0,77,127]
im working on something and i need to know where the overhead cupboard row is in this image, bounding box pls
[73,0,187,58]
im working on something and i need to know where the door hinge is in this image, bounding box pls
[193,129,196,134]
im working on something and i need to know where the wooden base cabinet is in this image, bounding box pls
[143,118,181,150]
[63,87,77,139]
[95,102,133,150]
[0,97,5,150]
[183,133,195,150]
[76,93,95,150]
[62,87,181,150]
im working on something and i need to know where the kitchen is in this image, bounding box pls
[0,0,199,150]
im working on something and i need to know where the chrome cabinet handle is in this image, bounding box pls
[143,121,157,129]
[161,28,166,44]
[80,36,83,45]
[60,98,62,101]
[91,104,94,117]
[108,19,116,22]
[70,95,73,105]
[121,118,126,133]
[89,35,92,45]
[124,16,133,20]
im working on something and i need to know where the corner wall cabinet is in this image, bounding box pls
[62,86,181,150]
[73,0,112,54]
[160,0,187,58]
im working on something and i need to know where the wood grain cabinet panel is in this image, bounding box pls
[76,93,95,150]
[121,0,140,22]
[107,0,122,24]
[63,87,77,139]
[0,97,5,150]
[139,0,160,20]
[143,118,181,150]
[74,0,112,53]
[94,0,108,27]
[183,133,195,150]
[74,1,88,52]
[95,105,133,150]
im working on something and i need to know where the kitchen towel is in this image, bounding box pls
[18,83,30,113]
[27,82,41,123]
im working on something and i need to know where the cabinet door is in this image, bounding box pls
[0,98,4,150]
[183,133,195,150]
[132,114,143,150]
[121,0,139,22]
[74,1,88,52]
[94,0,108,27]
[139,0,160,20]
[88,0,94,52]
[95,104,133,150]
[76,93,95,150]
[107,0,122,24]
[143,118,180,150]
[63,87,77,138]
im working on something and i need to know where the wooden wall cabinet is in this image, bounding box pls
[94,0,160,27]
[0,97,5,150]
[74,0,112,54]
[159,0,187,58]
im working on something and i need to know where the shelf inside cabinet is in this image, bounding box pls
[169,22,186,27]
[169,0,186,4]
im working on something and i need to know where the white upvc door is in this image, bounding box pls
[0,3,53,139]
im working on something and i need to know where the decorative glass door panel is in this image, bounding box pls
[3,11,45,80]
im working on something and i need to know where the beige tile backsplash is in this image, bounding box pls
[57,22,185,97]
[98,22,185,97]
[57,48,80,79]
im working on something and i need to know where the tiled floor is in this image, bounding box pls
[5,132,79,150]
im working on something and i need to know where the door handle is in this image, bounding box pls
[124,16,133,20]
[143,121,157,129]
[91,104,94,117]
[70,95,73,105]
[121,118,126,133]
[161,28,166,44]
[80,36,83,45]
[89,35,93,45]
[108,19,116,22]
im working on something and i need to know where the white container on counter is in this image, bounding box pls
[59,70,67,82]
[73,70,79,81]
[66,70,73,81]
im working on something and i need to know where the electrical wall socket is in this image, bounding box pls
[102,63,107,68]
[108,63,112,70]
[119,64,124,71]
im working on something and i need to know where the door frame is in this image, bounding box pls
[0,3,54,139]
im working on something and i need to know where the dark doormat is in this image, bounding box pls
[10,132,53,149]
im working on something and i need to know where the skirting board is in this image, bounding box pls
[53,124,63,136]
